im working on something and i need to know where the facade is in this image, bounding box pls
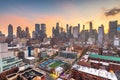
[24,57,36,64]
[89,21,93,38]
[35,24,40,35]
[0,32,6,43]
[80,25,86,44]
[59,51,78,59]
[25,27,30,39]
[109,20,118,42]
[73,26,79,38]
[41,24,46,34]
[8,24,13,39]
[71,63,117,80]
[17,26,22,38]
[0,43,14,59]
[0,43,23,72]
[0,57,22,72]
[89,54,120,71]
[98,25,104,47]
[114,36,120,47]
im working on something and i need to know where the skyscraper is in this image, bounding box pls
[8,24,13,39]
[25,27,30,39]
[66,24,69,34]
[35,24,40,34]
[89,21,93,38]
[41,24,47,39]
[81,25,85,44]
[98,25,104,47]
[73,27,79,38]
[78,24,80,33]
[109,20,118,42]
[41,24,46,34]
[56,22,60,36]
[17,26,22,38]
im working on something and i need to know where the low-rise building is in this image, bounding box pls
[0,57,22,72]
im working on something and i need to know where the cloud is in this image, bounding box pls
[105,7,120,16]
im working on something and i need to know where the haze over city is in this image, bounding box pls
[0,0,120,37]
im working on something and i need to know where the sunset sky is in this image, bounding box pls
[0,0,120,37]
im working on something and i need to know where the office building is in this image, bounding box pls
[0,43,22,72]
[78,24,80,34]
[0,43,14,59]
[0,57,22,72]
[8,24,13,40]
[35,24,40,34]
[114,36,120,47]
[89,21,93,38]
[41,24,46,34]
[25,27,30,39]
[98,25,104,47]
[73,26,79,38]
[17,26,22,38]
[109,20,118,42]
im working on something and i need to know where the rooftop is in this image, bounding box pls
[22,70,44,80]
[72,64,118,80]
[89,54,120,62]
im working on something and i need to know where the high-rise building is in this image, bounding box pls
[8,24,13,39]
[56,22,60,36]
[35,24,40,35]
[117,24,120,37]
[66,24,69,34]
[81,25,85,44]
[32,31,36,39]
[17,26,22,38]
[98,25,104,47]
[41,24,46,34]
[89,21,93,38]
[25,27,30,39]
[109,20,118,42]
[52,27,55,37]
[73,26,79,38]
[78,24,80,33]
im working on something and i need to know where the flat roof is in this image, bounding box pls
[26,57,36,60]
[89,54,120,62]
[72,64,118,80]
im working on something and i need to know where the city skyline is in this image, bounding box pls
[0,0,120,37]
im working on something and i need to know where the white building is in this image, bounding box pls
[55,66,63,76]
[0,43,14,58]
[114,36,120,47]
[0,43,22,72]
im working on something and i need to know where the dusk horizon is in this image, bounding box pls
[0,0,120,37]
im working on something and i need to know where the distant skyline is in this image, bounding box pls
[0,0,120,37]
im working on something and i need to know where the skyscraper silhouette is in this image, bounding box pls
[8,24,13,39]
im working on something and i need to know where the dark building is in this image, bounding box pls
[41,24,46,34]
[18,51,25,59]
[41,24,47,39]
[8,24,13,40]
[59,51,77,59]
[109,20,118,42]
[35,24,40,35]
[98,25,104,47]
[17,26,22,38]
[25,27,30,39]
[89,21,93,38]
